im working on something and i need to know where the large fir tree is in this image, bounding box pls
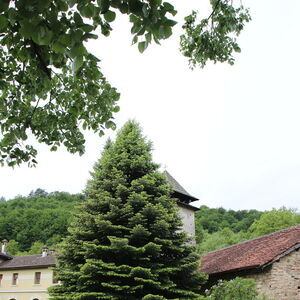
[49,121,206,299]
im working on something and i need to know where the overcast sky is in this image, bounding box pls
[1,0,300,211]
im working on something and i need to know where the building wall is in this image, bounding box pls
[177,204,196,244]
[246,249,300,300]
[0,267,55,300]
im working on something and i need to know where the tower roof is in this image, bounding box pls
[164,170,198,203]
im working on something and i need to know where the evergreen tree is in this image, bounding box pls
[49,121,206,299]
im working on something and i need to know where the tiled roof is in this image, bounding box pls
[200,225,300,275]
[0,254,56,270]
[164,170,198,202]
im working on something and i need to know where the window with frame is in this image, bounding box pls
[12,273,18,285]
[34,271,41,284]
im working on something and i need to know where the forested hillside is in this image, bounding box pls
[195,205,300,254]
[0,191,299,256]
[0,189,83,254]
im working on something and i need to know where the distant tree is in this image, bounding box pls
[28,241,44,255]
[0,191,82,251]
[195,206,262,235]
[49,121,206,299]
[0,196,5,202]
[197,228,247,255]
[6,239,20,255]
[249,207,300,237]
[28,188,48,198]
[0,0,250,166]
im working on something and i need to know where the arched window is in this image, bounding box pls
[33,298,39,300]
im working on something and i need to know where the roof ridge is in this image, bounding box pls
[202,224,300,256]
[12,254,45,258]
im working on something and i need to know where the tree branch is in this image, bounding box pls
[207,0,222,21]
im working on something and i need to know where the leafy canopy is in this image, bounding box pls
[0,190,83,251]
[49,120,206,299]
[0,0,250,166]
[249,207,300,238]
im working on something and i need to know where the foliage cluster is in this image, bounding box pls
[0,0,250,166]
[0,189,83,253]
[195,205,262,234]
[248,207,300,237]
[205,277,268,300]
[195,206,300,254]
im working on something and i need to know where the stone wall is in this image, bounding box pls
[177,204,196,245]
[246,249,300,300]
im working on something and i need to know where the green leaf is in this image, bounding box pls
[98,0,110,13]
[0,15,8,32]
[112,106,120,113]
[104,10,116,22]
[81,4,96,18]
[142,4,149,17]
[105,120,116,129]
[72,56,83,72]
[74,12,84,26]
[19,21,36,39]
[52,42,66,54]
[128,0,143,14]
[129,14,139,23]
[138,41,147,53]
[119,3,128,14]
[163,2,174,12]
[164,19,177,27]
[33,25,53,45]
[59,1,69,12]
[8,8,18,25]
[70,43,86,58]
[145,32,152,43]
[83,33,98,40]
[58,34,72,46]
[81,24,94,33]
[149,0,162,8]
[132,35,138,45]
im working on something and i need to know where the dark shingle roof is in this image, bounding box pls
[0,254,56,270]
[200,225,300,275]
[164,170,198,202]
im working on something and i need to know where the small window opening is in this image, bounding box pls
[0,274,3,285]
[12,273,18,285]
[34,271,41,284]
